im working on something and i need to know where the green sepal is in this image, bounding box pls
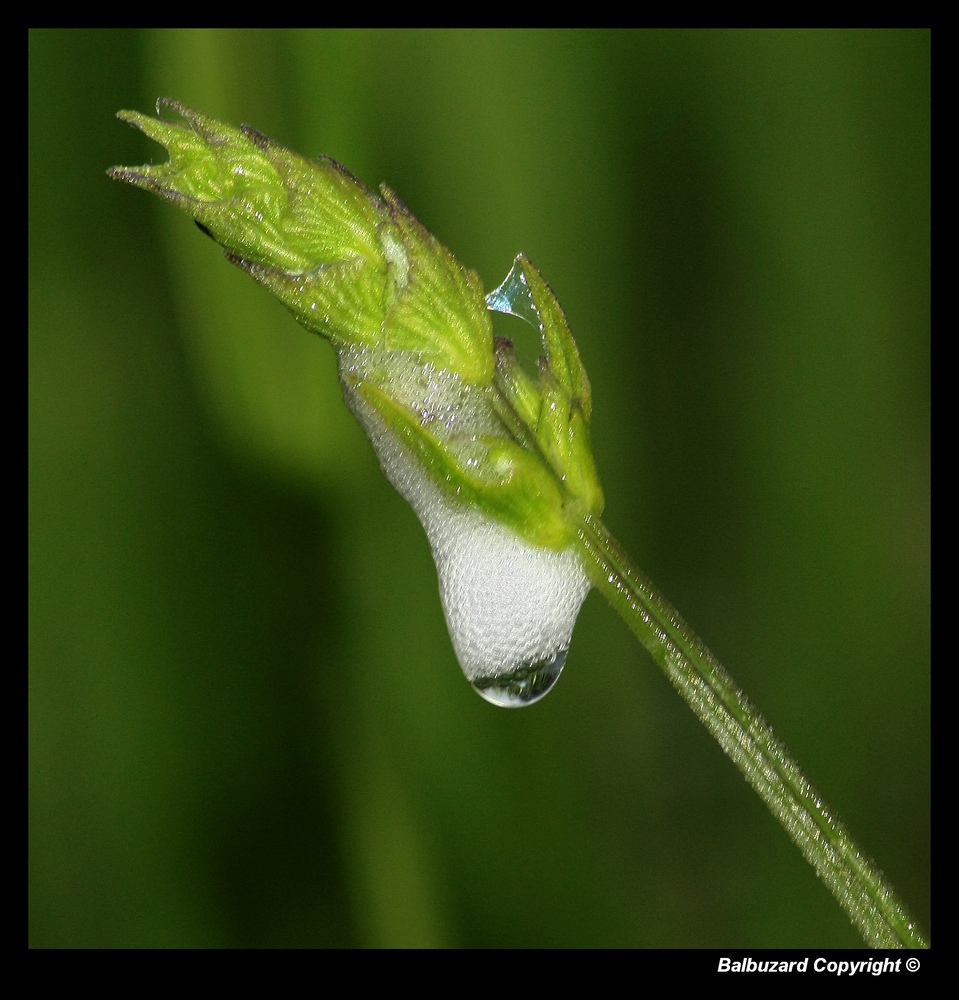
[490,337,542,436]
[378,188,494,384]
[227,254,389,351]
[487,254,604,518]
[486,253,592,419]
[354,380,573,550]
[536,367,605,519]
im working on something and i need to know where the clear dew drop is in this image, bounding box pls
[470,647,568,708]
[485,257,538,327]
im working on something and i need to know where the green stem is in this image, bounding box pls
[574,514,927,949]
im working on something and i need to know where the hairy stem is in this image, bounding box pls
[575,514,927,949]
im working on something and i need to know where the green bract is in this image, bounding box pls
[109,99,604,550]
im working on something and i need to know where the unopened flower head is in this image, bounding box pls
[110,100,604,705]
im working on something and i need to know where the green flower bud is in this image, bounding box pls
[110,100,604,706]
[109,99,493,380]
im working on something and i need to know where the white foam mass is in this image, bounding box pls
[338,347,591,683]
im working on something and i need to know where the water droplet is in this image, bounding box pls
[485,256,537,327]
[470,647,568,707]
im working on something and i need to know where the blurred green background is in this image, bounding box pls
[29,29,929,948]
